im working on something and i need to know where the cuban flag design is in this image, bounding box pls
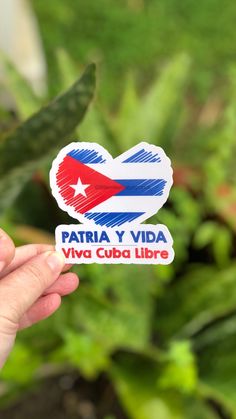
[50,142,173,227]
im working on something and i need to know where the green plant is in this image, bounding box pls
[1,52,236,419]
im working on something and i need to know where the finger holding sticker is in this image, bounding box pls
[50,141,174,265]
[0,228,79,369]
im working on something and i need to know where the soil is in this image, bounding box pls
[0,371,129,419]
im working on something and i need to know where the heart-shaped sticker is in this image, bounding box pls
[50,142,173,227]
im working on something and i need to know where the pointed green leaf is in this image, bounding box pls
[119,54,190,148]
[0,64,96,214]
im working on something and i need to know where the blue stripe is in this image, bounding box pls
[123,148,161,163]
[68,149,106,163]
[84,212,144,227]
[115,179,166,196]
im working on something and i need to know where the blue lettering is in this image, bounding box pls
[156,231,167,243]
[100,231,110,243]
[62,231,69,243]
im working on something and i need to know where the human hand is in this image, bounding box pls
[0,228,79,369]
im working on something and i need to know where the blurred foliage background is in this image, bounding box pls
[1,0,236,418]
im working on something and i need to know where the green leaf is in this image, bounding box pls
[156,264,236,340]
[110,356,216,419]
[212,225,232,267]
[111,358,183,419]
[115,73,139,148]
[193,221,218,248]
[158,341,198,394]
[79,105,116,153]
[56,48,80,90]
[54,330,110,379]
[198,331,236,417]
[118,54,190,148]
[194,222,232,267]
[0,64,96,215]
[73,265,154,352]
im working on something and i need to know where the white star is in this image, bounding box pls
[70,177,90,197]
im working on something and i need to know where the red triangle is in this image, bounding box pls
[56,155,124,214]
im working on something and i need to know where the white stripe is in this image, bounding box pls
[86,196,166,213]
[87,162,172,180]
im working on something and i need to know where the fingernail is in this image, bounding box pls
[46,252,65,273]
